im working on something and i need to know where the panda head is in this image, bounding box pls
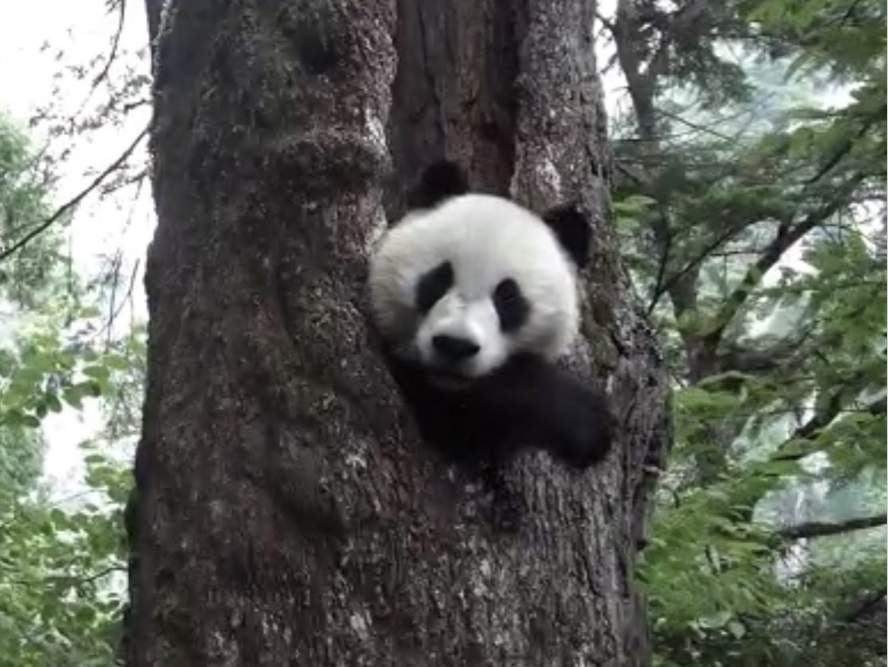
[368,161,592,388]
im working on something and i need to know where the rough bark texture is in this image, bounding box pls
[126,0,670,665]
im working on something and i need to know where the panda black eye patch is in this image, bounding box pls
[415,261,454,313]
[493,278,529,332]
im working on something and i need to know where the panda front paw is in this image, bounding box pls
[549,415,615,469]
[544,384,616,471]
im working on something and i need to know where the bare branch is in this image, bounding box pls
[97,0,127,88]
[63,0,129,127]
[779,513,887,540]
[656,106,740,143]
[647,214,673,315]
[104,258,142,344]
[0,126,148,263]
[595,11,616,33]
[9,565,126,589]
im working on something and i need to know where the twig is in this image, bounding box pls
[779,513,887,540]
[702,174,866,345]
[0,126,148,263]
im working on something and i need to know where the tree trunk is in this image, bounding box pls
[126,0,670,665]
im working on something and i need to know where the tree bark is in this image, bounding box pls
[126,0,670,665]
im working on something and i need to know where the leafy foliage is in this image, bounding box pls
[0,321,143,667]
[603,0,886,664]
[0,116,72,309]
[0,108,144,667]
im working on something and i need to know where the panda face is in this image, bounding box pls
[369,193,582,385]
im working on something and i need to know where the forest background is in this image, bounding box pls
[0,0,884,665]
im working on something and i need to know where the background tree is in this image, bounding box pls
[598,0,886,664]
[124,0,669,665]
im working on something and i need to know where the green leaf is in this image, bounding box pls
[45,392,63,413]
[727,620,747,639]
[83,453,107,466]
[81,365,111,382]
[62,386,84,409]
[21,414,41,428]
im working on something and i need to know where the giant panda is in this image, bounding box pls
[367,160,615,475]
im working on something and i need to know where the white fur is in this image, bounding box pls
[368,194,580,379]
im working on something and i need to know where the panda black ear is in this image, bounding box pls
[406,160,469,210]
[541,205,592,269]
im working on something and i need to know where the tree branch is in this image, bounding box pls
[647,205,674,315]
[773,390,885,462]
[702,176,865,345]
[779,513,887,540]
[71,0,127,121]
[845,587,887,623]
[715,327,817,375]
[807,108,884,184]
[648,0,710,83]
[656,106,739,143]
[0,126,148,263]
[595,11,615,33]
[649,222,746,312]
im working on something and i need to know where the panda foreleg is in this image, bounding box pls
[535,370,615,469]
[468,355,616,470]
[375,338,614,471]
[375,340,499,464]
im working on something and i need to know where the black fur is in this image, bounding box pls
[378,339,614,472]
[406,160,469,209]
[415,261,454,314]
[542,205,593,270]
[492,278,530,332]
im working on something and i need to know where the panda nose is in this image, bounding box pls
[432,334,480,362]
